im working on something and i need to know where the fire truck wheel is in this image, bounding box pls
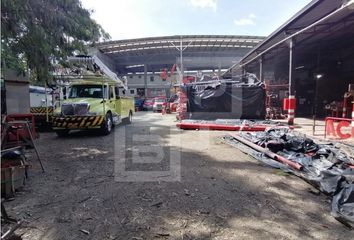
[101,112,113,135]
[126,111,133,124]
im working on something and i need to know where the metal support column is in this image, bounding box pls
[144,64,148,97]
[242,67,246,75]
[180,36,183,76]
[44,82,49,123]
[259,56,263,82]
[288,39,295,125]
[169,36,193,83]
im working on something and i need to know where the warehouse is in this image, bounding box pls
[2,1,354,239]
[95,35,264,97]
[224,0,354,120]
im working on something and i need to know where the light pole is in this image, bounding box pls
[312,73,323,135]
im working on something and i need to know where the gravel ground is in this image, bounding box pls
[3,112,353,240]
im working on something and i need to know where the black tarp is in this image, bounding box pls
[331,182,354,225]
[183,79,266,120]
[224,129,354,227]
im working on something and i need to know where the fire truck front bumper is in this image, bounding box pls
[52,115,104,129]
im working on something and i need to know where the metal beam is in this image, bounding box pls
[236,1,354,69]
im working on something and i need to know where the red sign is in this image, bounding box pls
[325,118,353,139]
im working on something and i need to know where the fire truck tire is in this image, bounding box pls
[101,112,113,135]
[125,111,133,124]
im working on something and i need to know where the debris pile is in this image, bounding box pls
[225,128,354,227]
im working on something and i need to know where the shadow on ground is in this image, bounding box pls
[4,113,353,240]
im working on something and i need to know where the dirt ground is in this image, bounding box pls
[4,112,353,240]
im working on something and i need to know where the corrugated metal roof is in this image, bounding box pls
[224,0,354,76]
[96,35,264,55]
[95,35,265,74]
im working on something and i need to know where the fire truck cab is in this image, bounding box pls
[52,77,134,136]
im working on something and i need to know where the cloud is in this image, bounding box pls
[81,0,167,40]
[234,13,256,26]
[248,13,256,19]
[190,0,217,11]
[234,19,254,26]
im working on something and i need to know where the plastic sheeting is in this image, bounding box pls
[224,128,354,227]
[182,80,266,120]
[331,182,354,225]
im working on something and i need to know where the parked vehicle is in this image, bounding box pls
[52,77,134,136]
[153,97,167,112]
[142,98,154,111]
[29,86,54,126]
[134,98,145,111]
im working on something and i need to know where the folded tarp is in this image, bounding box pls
[182,80,266,120]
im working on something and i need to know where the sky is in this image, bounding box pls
[81,0,313,40]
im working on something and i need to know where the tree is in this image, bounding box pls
[1,0,110,83]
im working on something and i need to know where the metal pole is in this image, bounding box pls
[25,122,45,172]
[259,56,263,81]
[288,40,293,96]
[313,77,318,135]
[180,36,183,77]
[169,37,192,82]
[102,80,106,115]
[288,39,295,125]
[144,64,148,97]
[45,82,49,122]
[313,50,320,134]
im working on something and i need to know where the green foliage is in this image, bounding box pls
[1,0,110,83]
